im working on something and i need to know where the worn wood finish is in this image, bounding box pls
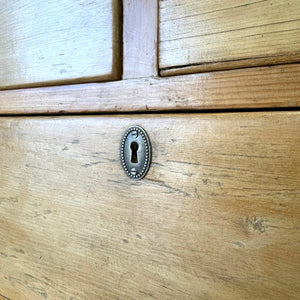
[0,63,299,114]
[123,0,158,79]
[159,0,300,74]
[0,0,121,90]
[0,112,299,299]
[160,55,300,77]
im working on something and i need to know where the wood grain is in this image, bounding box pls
[160,54,300,77]
[0,0,121,90]
[0,112,299,299]
[0,63,299,114]
[159,0,300,74]
[123,0,158,79]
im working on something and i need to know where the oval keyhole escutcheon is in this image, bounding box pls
[120,126,151,180]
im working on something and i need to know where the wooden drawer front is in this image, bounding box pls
[159,0,300,75]
[0,112,299,299]
[0,0,121,90]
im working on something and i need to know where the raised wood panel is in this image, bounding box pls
[0,112,299,299]
[159,0,300,74]
[0,0,121,90]
[0,63,299,114]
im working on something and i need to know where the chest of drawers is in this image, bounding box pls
[0,1,299,299]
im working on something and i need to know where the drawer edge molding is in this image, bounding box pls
[0,63,299,114]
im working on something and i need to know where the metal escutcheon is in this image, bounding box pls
[120,126,151,180]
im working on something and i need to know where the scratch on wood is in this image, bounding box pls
[82,161,102,168]
[0,293,11,300]
[0,252,8,258]
[13,248,25,254]
[144,178,191,196]
[216,274,236,283]
[167,159,200,166]
[247,216,267,233]
[231,241,245,248]
[0,197,18,204]
[24,273,35,279]
[139,290,155,298]
[162,18,300,43]
[194,188,202,199]
[163,0,267,22]
[30,287,48,299]
[202,178,211,185]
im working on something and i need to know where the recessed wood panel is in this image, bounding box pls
[0,0,121,90]
[0,112,299,299]
[159,0,300,74]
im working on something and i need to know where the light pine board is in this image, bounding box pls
[159,0,300,74]
[0,0,121,89]
[0,112,299,299]
[0,63,299,114]
[123,0,158,79]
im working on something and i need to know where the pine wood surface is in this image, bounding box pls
[123,0,158,79]
[160,55,300,77]
[0,0,121,90]
[0,112,299,299]
[0,63,299,114]
[159,0,300,74]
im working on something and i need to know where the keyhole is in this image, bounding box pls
[130,142,139,163]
